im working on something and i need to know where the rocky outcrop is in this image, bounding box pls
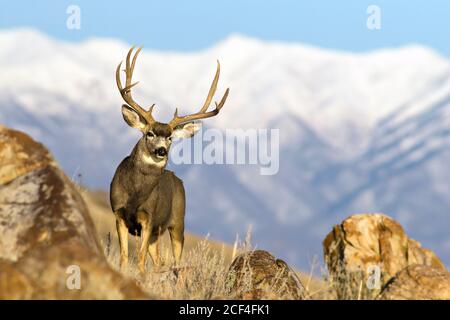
[378,264,450,300]
[0,126,147,299]
[0,126,55,185]
[323,213,445,299]
[226,250,306,299]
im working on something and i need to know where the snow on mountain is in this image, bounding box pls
[1,28,450,269]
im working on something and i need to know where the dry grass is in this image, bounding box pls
[81,189,336,299]
[321,260,381,300]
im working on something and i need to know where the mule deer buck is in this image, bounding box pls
[110,47,229,274]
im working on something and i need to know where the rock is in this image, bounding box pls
[0,125,55,185]
[225,250,306,299]
[323,213,445,299]
[378,264,450,300]
[0,126,148,299]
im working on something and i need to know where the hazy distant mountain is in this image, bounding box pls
[1,28,450,269]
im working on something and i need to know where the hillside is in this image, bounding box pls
[80,189,325,296]
[82,189,235,262]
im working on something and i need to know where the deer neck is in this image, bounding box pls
[131,139,167,176]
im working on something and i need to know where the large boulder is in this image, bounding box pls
[0,126,147,299]
[323,213,445,299]
[378,264,450,300]
[225,250,306,299]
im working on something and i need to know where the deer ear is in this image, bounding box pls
[172,122,202,139]
[121,105,147,131]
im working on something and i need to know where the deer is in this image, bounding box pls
[110,47,229,274]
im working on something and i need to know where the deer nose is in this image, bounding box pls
[155,147,167,157]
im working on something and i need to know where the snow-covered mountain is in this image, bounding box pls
[1,28,450,270]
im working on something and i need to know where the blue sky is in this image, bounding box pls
[0,0,449,56]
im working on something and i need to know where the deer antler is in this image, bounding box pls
[168,61,230,128]
[116,46,156,124]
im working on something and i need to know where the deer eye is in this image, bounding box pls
[147,131,155,138]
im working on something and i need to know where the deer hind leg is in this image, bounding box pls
[169,224,184,266]
[137,211,151,275]
[115,210,129,271]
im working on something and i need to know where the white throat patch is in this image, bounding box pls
[142,153,166,167]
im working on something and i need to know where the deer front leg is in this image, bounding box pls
[115,210,128,271]
[169,224,184,266]
[137,211,151,275]
[148,234,161,270]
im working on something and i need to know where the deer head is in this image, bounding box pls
[116,47,229,168]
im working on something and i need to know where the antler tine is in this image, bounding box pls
[116,46,155,124]
[215,87,229,111]
[199,60,220,113]
[125,46,141,88]
[169,61,229,128]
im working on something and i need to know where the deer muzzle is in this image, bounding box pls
[155,147,167,157]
